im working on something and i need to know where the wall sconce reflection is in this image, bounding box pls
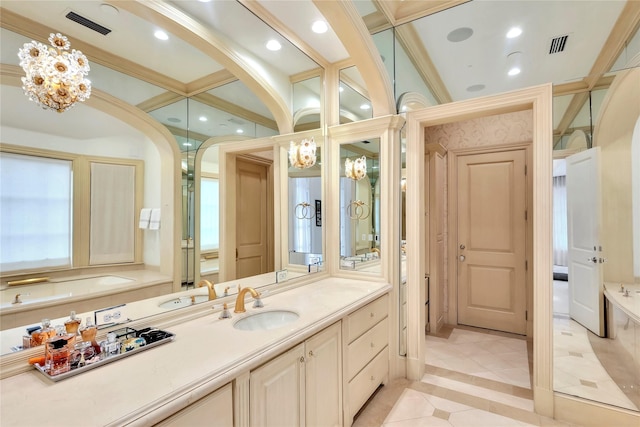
[345,156,367,181]
[346,200,370,220]
[295,202,315,219]
[289,137,316,169]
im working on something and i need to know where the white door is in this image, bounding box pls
[566,147,604,336]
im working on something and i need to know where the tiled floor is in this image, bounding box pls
[352,281,638,426]
[353,326,574,427]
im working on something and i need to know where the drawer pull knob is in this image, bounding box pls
[300,356,305,363]
[370,375,375,381]
[370,342,375,348]
[308,350,314,357]
[370,312,374,318]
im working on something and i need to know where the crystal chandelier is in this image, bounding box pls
[18,33,91,113]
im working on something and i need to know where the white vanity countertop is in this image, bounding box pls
[604,282,640,324]
[0,277,391,427]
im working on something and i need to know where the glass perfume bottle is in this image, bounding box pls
[64,311,81,336]
[100,332,120,359]
[80,317,101,355]
[30,318,56,347]
[46,336,70,376]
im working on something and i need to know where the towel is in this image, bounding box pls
[139,208,151,229]
[149,208,161,230]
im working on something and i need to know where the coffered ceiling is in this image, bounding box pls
[1,1,639,146]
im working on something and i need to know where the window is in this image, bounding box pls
[0,147,143,274]
[0,152,73,271]
[200,177,219,251]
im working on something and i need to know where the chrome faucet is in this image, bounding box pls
[197,280,217,301]
[234,285,262,313]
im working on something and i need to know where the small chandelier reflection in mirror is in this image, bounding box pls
[18,33,92,113]
[345,156,367,181]
[289,137,316,169]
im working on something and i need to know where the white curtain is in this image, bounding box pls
[200,177,219,251]
[0,153,72,271]
[89,162,135,264]
[553,174,568,266]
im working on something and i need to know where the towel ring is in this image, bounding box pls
[346,200,370,220]
[295,202,315,220]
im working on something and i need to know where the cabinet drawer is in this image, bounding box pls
[348,346,389,418]
[347,317,388,381]
[347,294,389,343]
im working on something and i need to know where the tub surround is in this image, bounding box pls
[0,277,391,426]
[0,269,173,331]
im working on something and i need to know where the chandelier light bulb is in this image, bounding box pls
[18,33,91,113]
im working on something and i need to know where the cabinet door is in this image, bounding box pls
[305,322,342,427]
[156,383,233,427]
[250,343,305,427]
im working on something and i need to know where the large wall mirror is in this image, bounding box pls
[0,0,324,356]
[339,139,381,271]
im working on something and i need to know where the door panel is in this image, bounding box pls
[457,150,526,334]
[566,148,604,336]
[236,158,271,279]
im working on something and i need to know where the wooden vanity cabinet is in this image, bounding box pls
[155,382,233,427]
[250,322,342,427]
[343,294,389,426]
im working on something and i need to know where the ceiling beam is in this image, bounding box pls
[395,23,453,104]
[373,0,471,27]
[554,0,640,139]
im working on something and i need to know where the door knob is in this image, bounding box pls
[459,244,466,250]
[587,257,597,263]
[459,255,466,262]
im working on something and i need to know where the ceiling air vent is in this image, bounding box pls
[549,35,568,54]
[65,11,111,35]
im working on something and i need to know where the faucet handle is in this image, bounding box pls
[253,296,264,309]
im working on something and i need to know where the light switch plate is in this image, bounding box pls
[276,269,288,283]
[94,304,128,328]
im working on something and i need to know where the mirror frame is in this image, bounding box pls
[327,115,405,280]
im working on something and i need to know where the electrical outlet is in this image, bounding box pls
[95,304,128,328]
[368,234,374,241]
[362,234,367,241]
[276,269,288,283]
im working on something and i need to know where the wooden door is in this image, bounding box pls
[456,149,527,334]
[566,148,604,336]
[236,157,272,279]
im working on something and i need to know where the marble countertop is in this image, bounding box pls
[0,277,391,427]
[604,282,640,324]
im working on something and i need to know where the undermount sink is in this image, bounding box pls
[159,295,209,309]
[233,310,299,331]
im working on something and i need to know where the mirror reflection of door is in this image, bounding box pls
[566,148,605,336]
[456,149,527,335]
[235,156,274,279]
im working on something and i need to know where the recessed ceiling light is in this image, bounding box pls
[312,20,328,34]
[360,104,371,110]
[266,39,281,51]
[508,67,521,76]
[154,30,169,41]
[507,27,523,39]
[199,116,207,122]
[466,84,485,92]
[236,129,244,134]
[100,3,119,15]
[447,27,473,43]
[339,86,344,92]
[183,142,192,147]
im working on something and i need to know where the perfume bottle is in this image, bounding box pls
[80,317,101,354]
[100,332,120,359]
[64,311,81,336]
[30,319,56,347]
[46,336,70,376]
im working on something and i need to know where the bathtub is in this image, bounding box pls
[0,270,172,331]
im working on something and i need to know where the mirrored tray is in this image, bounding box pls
[33,327,175,382]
